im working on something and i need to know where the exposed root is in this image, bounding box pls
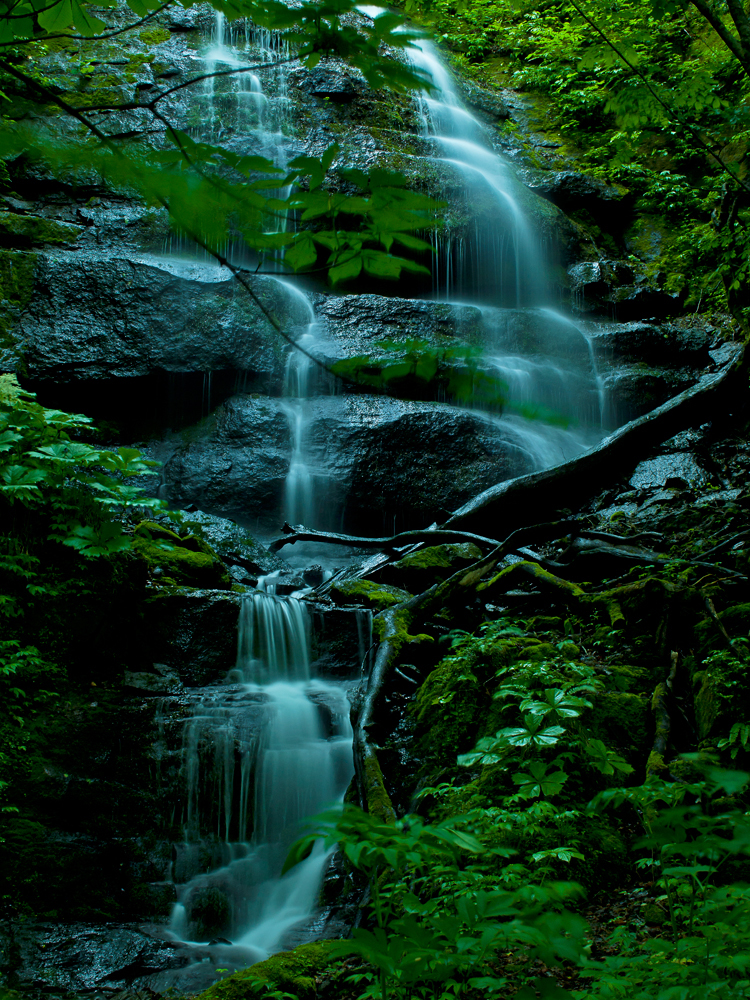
[443,346,745,536]
[704,595,735,651]
[268,524,501,553]
[647,651,680,777]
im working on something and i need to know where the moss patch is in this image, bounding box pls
[0,212,81,248]
[139,26,171,46]
[588,690,649,759]
[378,542,483,591]
[0,249,37,347]
[197,942,336,1000]
[132,521,232,589]
[328,578,411,609]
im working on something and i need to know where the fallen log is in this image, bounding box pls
[442,345,745,537]
[268,524,501,553]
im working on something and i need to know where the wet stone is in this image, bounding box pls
[629,453,709,490]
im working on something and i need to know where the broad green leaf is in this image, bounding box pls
[37,0,73,31]
[1,465,46,487]
[70,0,106,33]
[329,255,362,285]
[285,236,318,272]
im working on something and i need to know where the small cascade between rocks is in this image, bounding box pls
[169,591,354,967]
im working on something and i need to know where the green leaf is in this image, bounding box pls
[125,0,151,15]
[37,0,73,32]
[329,256,362,285]
[57,521,131,557]
[1,465,47,488]
[285,236,318,272]
[70,0,106,33]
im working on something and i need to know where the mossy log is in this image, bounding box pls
[443,345,745,536]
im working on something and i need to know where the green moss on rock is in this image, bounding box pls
[0,212,81,248]
[328,578,411,609]
[393,542,482,580]
[139,26,171,45]
[132,521,232,590]
[197,942,335,1000]
[588,691,649,759]
[0,249,37,346]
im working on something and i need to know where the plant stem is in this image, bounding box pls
[665,879,679,944]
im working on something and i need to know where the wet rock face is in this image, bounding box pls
[4,253,302,383]
[567,259,682,320]
[145,589,243,686]
[159,394,536,535]
[0,922,188,992]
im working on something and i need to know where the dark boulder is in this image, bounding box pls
[568,260,683,319]
[158,394,542,536]
[3,251,305,384]
[144,589,243,686]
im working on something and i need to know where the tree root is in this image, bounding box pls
[704,595,735,651]
[442,345,745,536]
[647,651,680,777]
[268,523,501,553]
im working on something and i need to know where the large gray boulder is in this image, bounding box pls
[158,393,570,535]
[3,252,306,383]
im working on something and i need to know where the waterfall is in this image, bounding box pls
[410,38,544,307]
[165,19,611,969]
[401,32,608,455]
[277,282,326,530]
[170,592,354,964]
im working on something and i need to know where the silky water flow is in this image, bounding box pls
[165,13,613,972]
[405,33,607,464]
[169,591,354,963]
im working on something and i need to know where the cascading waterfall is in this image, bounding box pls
[410,38,544,307]
[399,33,607,459]
[165,15,614,974]
[276,281,331,530]
[169,592,354,964]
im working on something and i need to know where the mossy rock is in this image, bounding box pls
[0,249,37,346]
[378,542,482,590]
[606,662,652,693]
[415,654,488,765]
[132,521,232,590]
[139,26,171,45]
[0,212,81,248]
[197,942,335,1000]
[327,578,411,609]
[514,641,558,662]
[588,690,649,759]
[693,655,750,740]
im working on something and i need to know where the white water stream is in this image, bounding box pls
[169,592,353,963]
[409,35,544,306]
[164,12,611,973]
